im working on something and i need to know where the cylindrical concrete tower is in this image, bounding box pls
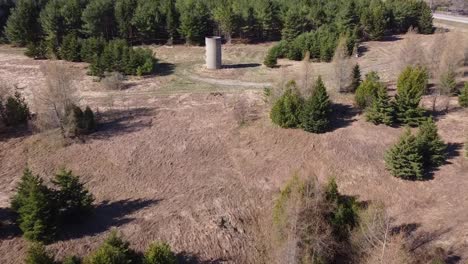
[205,36,222,69]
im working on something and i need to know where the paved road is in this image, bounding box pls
[433,13,468,24]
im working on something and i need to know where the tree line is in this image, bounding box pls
[0,0,433,47]
[0,0,433,74]
[263,0,433,66]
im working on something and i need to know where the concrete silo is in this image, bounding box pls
[205,37,222,69]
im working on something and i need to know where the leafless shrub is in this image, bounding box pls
[101,72,125,90]
[299,52,316,97]
[332,38,354,93]
[267,67,289,104]
[0,79,11,100]
[351,202,411,264]
[0,81,7,132]
[33,63,80,136]
[427,32,466,112]
[233,95,249,126]
[273,175,336,264]
[465,136,468,158]
[398,27,426,69]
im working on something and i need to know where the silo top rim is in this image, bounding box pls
[206,36,222,39]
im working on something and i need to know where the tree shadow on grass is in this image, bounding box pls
[392,223,461,263]
[406,227,452,252]
[0,124,32,142]
[155,62,176,76]
[0,207,21,240]
[328,103,358,132]
[392,222,421,237]
[431,106,464,119]
[177,252,228,264]
[445,142,463,163]
[222,63,261,69]
[59,198,161,241]
[445,255,462,264]
[90,108,154,140]
[378,35,402,42]
[398,142,462,181]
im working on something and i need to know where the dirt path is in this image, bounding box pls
[186,70,272,88]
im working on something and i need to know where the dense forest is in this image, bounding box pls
[0,0,433,46]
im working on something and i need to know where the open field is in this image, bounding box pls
[0,27,468,263]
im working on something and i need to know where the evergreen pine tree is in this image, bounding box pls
[350,64,361,92]
[163,0,178,45]
[281,8,307,42]
[270,81,303,128]
[365,84,394,126]
[338,0,358,32]
[63,256,81,264]
[325,177,339,203]
[242,7,258,40]
[213,1,236,44]
[82,0,117,39]
[397,66,428,96]
[1,92,30,127]
[12,169,56,242]
[301,76,331,133]
[52,169,94,224]
[459,82,468,107]
[355,71,380,109]
[131,0,161,42]
[418,2,433,34]
[59,33,81,62]
[439,68,457,95]
[417,118,446,167]
[11,168,39,211]
[4,0,42,46]
[395,66,428,126]
[114,0,136,40]
[368,2,386,40]
[25,243,55,264]
[85,231,138,264]
[324,177,358,240]
[144,242,177,264]
[385,129,424,180]
[259,0,280,41]
[177,0,211,45]
[264,47,277,68]
[24,40,49,59]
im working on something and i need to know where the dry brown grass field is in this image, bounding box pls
[0,26,467,263]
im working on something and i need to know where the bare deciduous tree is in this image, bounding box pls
[297,178,336,263]
[352,202,411,264]
[299,51,316,97]
[332,38,354,93]
[33,63,80,136]
[273,176,336,264]
[233,95,249,126]
[398,27,426,70]
[427,32,466,112]
[0,79,11,100]
[0,79,8,132]
[101,72,125,91]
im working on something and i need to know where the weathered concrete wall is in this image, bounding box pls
[205,37,222,69]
